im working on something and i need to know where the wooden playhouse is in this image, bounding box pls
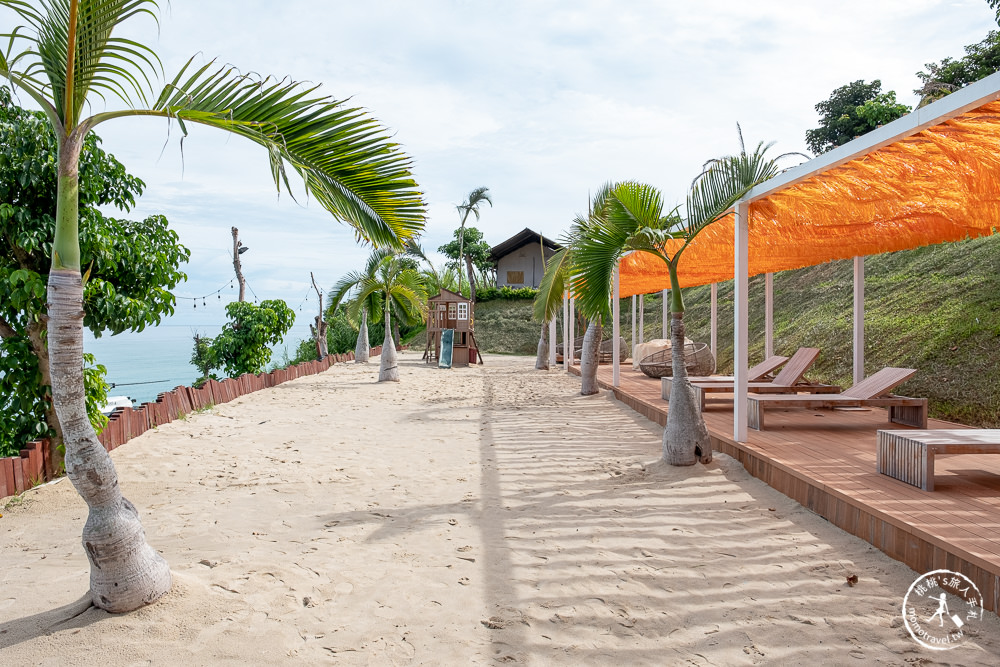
[423,289,481,366]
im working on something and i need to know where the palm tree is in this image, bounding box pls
[535,188,609,391]
[573,137,798,466]
[0,1,425,612]
[345,254,426,382]
[455,186,492,302]
[330,249,394,364]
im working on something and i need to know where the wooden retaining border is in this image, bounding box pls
[0,346,382,500]
[569,364,1000,614]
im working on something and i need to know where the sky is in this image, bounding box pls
[4,0,997,328]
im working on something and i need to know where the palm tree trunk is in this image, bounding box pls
[49,270,172,612]
[662,312,712,466]
[355,308,370,363]
[535,321,549,370]
[465,254,477,303]
[378,304,400,382]
[26,320,65,474]
[48,138,170,612]
[580,319,602,395]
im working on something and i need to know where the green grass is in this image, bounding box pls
[476,234,1000,426]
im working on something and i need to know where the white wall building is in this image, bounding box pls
[490,228,561,289]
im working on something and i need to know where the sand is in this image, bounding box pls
[1,351,998,665]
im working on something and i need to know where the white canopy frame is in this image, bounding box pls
[730,70,1000,442]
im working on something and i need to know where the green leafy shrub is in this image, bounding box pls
[477,285,538,302]
[212,300,295,376]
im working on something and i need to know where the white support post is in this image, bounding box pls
[612,264,621,387]
[734,201,750,443]
[765,272,774,358]
[638,294,645,345]
[853,256,865,386]
[548,316,557,367]
[662,289,669,339]
[631,295,636,361]
[710,282,718,356]
[563,291,570,371]
[569,295,576,367]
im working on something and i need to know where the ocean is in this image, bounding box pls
[84,321,316,406]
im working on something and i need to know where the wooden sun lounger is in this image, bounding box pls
[681,348,841,409]
[876,429,1000,491]
[747,367,927,430]
[660,355,790,400]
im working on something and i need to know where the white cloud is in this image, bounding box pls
[3,0,996,330]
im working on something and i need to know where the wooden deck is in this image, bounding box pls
[571,363,1000,613]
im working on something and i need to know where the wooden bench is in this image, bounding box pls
[876,429,1000,491]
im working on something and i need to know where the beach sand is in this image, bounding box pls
[1,352,998,665]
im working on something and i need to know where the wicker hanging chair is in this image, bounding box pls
[639,343,715,379]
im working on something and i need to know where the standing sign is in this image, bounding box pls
[438,328,454,369]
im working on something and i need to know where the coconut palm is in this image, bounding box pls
[454,186,492,302]
[573,138,798,466]
[0,1,425,612]
[344,254,426,382]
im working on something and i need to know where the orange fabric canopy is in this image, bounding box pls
[619,101,1000,297]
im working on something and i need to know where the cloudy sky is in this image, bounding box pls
[7,1,996,326]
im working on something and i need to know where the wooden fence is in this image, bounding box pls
[0,347,381,500]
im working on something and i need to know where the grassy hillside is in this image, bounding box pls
[474,234,1000,427]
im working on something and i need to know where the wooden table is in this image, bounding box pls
[876,429,1000,491]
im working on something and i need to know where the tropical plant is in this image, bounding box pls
[0,1,424,612]
[342,254,426,381]
[805,80,910,154]
[534,192,611,389]
[453,187,492,301]
[438,225,495,294]
[189,332,218,387]
[914,30,1000,107]
[330,249,391,363]
[572,133,801,466]
[0,85,188,466]
[211,299,295,377]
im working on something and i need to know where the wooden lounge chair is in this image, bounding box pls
[747,367,927,430]
[680,348,841,409]
[660,354,790,400]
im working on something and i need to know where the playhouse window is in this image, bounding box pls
[448,303,456,319]
[457,303,468,320]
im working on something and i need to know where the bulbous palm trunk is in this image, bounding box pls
[49,270,171,612]
[378,307,400,382]
[355,308,370,363]
[535,321,549,370]
[662,312,712,466]
[580,319,602,396]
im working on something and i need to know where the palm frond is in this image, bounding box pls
[1,0,162,125]
[532,247,570,322]
[87,58,426,248]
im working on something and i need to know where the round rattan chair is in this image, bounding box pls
[639,343,715,379]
